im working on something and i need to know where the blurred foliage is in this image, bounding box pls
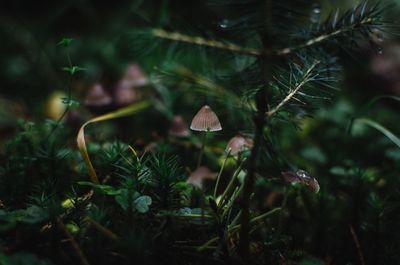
[0,0,399,265]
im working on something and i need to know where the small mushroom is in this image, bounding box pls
[121,63,147,87]
[225,134,254,155]
[168,115,191,137]
[190,105,222,167]
[281,170,320,193]
[187,166,217,189]
[113,82,138,107]
[84,83,112,107]
[190,105,222,132]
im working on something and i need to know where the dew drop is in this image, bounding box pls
[310,3,321,23]
[219,19,229,29]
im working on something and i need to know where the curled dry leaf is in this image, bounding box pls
[282,170,320,193]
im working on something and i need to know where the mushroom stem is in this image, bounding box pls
[213,149,231,198]
[196,130,208,168]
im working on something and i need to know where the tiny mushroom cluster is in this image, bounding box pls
[185,105,319,194]
[84,63,147,111]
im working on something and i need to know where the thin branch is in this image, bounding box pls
[350,225,366,265]
[275,17,374,56]
[266,61,320,118]
[84,217,119,241]
[238,0,272,259]
[152,29,262,56]
[153,15,377,59]
[57,218,90,265]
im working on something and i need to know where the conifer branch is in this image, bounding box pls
[266,60,320,118]
[152,29,262,56]
[274,17,375,56]
[152,2,383,59]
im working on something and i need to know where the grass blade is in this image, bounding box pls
[77,101,150,183]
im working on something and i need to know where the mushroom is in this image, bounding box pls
[190,105,222,132]
[113,81,138,107]
[190,105,222,167]
[121,63,147,87]
[225,134,254,155]
[84,83,112,107]
[187,166,217,189]
[281,170,320,193]
[168,115,191,137]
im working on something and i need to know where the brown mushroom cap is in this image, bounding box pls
[187,166,217,188]
[190,105,222,132]
[122,63,147,87]
[84,83,112,107]
[113,82,138,106]
[226,134,254,155]
[169,115,191,137]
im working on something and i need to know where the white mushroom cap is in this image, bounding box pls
[190,105,222,132]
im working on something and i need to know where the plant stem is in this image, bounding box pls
[278,187,289,235]
[214,150,231,198]
[197,130,208,168]
[45,47,73,142]
[57,218,90,265]
[350,225,366,265]
[218,159,246,208]
[84,217,119,241]
[238,0,272,260]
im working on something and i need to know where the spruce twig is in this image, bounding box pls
[266,60,320,118]
[275,17,376,56]
[152,28,262,56]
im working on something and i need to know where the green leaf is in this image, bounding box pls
[115,189,140,211]
[0,206,49,232]
[62,66,86,75]
[134,195,152,213]
[352,118,400,149]
[57,38,73,46]
[61,98,80,108]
